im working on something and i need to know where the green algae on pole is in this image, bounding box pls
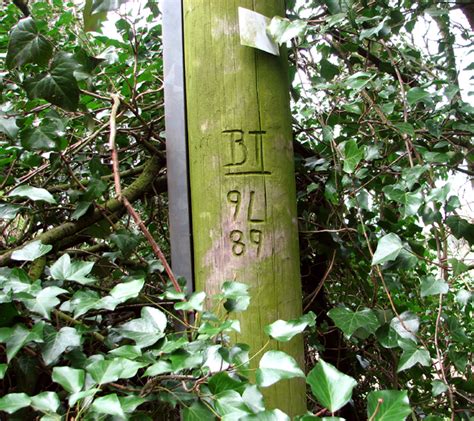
[183,1,306,415]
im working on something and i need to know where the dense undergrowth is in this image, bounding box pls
[0,0,472,419]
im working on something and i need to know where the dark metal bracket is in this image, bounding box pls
[163,0,193,293]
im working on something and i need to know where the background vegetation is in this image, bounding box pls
[0,0,472,419]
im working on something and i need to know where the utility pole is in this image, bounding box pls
[166,1,306,415]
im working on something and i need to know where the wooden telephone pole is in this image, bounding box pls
[182,1,306,414]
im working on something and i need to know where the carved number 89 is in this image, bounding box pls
[229,229,262,257]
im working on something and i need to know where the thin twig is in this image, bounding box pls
[368,398,384,421]
[108,94,182,294]
[304,250,336,311]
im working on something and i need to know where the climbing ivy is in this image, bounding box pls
[0,0,472,420]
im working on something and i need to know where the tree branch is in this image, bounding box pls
[0,156,164,266]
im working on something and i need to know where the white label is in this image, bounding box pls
[238,7,279,56]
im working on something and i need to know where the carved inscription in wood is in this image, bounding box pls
[222,129,270,258]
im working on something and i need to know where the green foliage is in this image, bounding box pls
[24,52,80,111]
[371,233,403,265]
[268,16,307,45]
[306,360,357,412]
[264,311,316,341]
[256,351,305,387]
[6,17,52,68]
[8,185,56,204]
[327,307,379,337]
[11,240,52,261]
[367,390,412,420]
[0,0,472,419]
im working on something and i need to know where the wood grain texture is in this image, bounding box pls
[183,0,306,414]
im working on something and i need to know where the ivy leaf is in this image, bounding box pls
[183,401,216,421]
[343,71,375,91]
[68,389,100,407]
[397,340,431,372]
[20,118,67,151]
[104,278,144,304]
[376,325,401,349]
[328,307,380,337]
[91,394,125,418]
[207,372,245,395]
[83,0,107,32]
[71,201,92,220]
[342,140,364,173]
[431,380,448,397]
[92,0,131,13]
[320,58,339,81]
[198,319,240,337]
[174,291,206,312]
[203,345,230,372]
[420,277,449,297]
[221,281,250,312]
[38,413,62,421]
[256,350,305,387]
[325,0,351,14]
[360,19,387,40]
[306,359,357,412]
[214,389,252,419]
[0,323,44,362]
[407,87,432,106]
[42,326,81,365]
[66,289,101,318]
[372,233,403,265]
[86,358,129,384]
[0,393,31,414]
[143,360,173,377]
[11,241,52,261]
[367,390,412,420]
[0,364,7,380]
[23,286,67,319]
[455,289,472,306]
[401,165,428,189]
[109,345,142,359]
[382,186,423,217]
[119,395,146,413]
[0,203,21,220]
[446,216,474,246]
[98,278,145,311]
[390,312,419,342]
[242,409,290,421]
[446,316,469,343]
[109,230,141,257]
[86,358,134,384]
[449,259,470,277]
[50,253,95,285]
[6,17,53,69]
[31,392,60,413]
[268,16,307,45]
[242,384,265,413]
[0,114,19,139]
[8,185,56,204]
[116,359,148,379]
[169,350,204,372]
[24,52,80,112]
[264,312,316,342]
[52,366,85,393]
[115,306,167,348]
[229,344,250,375]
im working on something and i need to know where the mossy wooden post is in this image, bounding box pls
[183,1,306,415]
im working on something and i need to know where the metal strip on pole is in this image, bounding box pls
[163,0,193,292]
